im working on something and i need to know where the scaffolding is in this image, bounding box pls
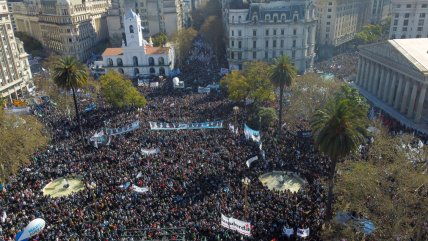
[119,227,186,241]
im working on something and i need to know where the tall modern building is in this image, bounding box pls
[389,0,428,39]
[222,0,317,73]
[0,0,32,102]
[314,0,370,58]
[107,0,184,47]
[12,0,110,61]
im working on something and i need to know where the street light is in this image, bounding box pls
[233,106,239,129]
[241,177,251,220]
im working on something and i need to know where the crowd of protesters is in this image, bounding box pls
[314,52,360,81]
[0,79,330,240]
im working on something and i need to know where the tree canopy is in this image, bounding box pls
[355,24,382,44]
[0,111,48,183]
[152,33,168,47]
[100,71,147,108]
[220,61,275,103]
[170,28,198,65]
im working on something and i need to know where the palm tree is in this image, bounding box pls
[52,56,88,143]
[310,97,367,220]
[271,55,297,136]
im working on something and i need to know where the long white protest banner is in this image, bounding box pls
[131,185,149,194]
[149,121,223,130]
[106,121,140,136]
[141,148,160,156]
[221,214,252,237]
[246,156,258,168]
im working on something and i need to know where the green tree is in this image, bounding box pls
[355,24,382,44]
[0,111,48,183]
[170,28,198,65]
[271,55,297,136]
[100,71,147,108]
[247,107,277,131]
[220,61,275,104]
[15,32,44,56]
[52,56,88,143]
[152,33,168,47]
[311,96,368,219]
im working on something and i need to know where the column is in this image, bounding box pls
[415,84,427,122]
[356,57,363,85]
[407,82,419,118]
[370,63,380,93]
[394,74,404,109]
[363,60,371,89]
[400,79,411,113]
[376,66,385,98]
[388,72,397,105]
[382,69,391,101]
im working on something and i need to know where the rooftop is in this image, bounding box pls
[145,46,170,55]
[389,38,428,72]
[102,48,123,56]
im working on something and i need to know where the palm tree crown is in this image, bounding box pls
[52,56,88,90]
[271,55,297,89]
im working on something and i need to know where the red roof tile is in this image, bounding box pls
[102,48,123,56]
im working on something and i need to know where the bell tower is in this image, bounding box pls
[123,9,144,47]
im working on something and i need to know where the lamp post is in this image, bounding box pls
[241,177,251,220]
[233,106,239,132]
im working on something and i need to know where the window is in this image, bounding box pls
[396,4,401,8]
[421,13,426,18]
[253,52,257,59]
[327,15,331,19]
[148,57,154,66]
[238,16,241,23]
[231,52,234,59]
[395,13,399,18]
[273,16,277,23]
[231,40,234,47]
[231,30,234,36]
[418,26,423,31]
[326,27,330,32]
[117,58,123,66]
[292,40,296,47]
[404,20,409,26]
[293,29,297,35]
[394,19,398,25]
[423,4,428,8]
[265,29,269,36]
[273,29,277,35]
[253,40,256,48]
[292,50,295,58]
[133,56,138,66]
[281,29,284,35]
[238,41,241,48]
[328,8,332,12]
[238,30,241,36]
[253,30,256,36]
[326,21,330,25]
[280,39,284,48]
[265,15,270,21]
[129,25,134,33]
[328,2,332,5]
[273,40,276,48]
[419,19,424,26]
[416,34,422,38]
[281,15,286,22]
[265,51,268,59]
[238,52,242,60]
[393,27,397,31]
[265,40,269,48]
[406,4,411,8]
[405,13,410,18]
[402,27,407,31]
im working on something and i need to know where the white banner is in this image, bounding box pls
[141,148,160,156]
[198,87,211,94]
[297,228,310,238]
[221,214,251,237]
[106,121,140,136]
[149,121,223,130]
[131,185,149,193]
[283,227,294,237]
[246,156,258,168]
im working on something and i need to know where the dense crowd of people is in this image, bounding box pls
[314,52,359,81]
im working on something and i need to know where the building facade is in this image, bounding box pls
[389,0,428,39]
[107,0,184,47]
[222,0,317,73]
[12,0,110,61]
[355,39,428,129]
[102,9,174,77]
[314,0,370,58]
[369,0,391,24]
[0,0,32,102]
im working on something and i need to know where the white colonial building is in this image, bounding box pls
[355,38,428,133]
[389,0,428,39]
[222,0,317,74]
[102,9,174,77]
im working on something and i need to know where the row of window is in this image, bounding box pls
[231,39,297,49]
[231,13,299,24]
[116,67,165,76]
[230,50,296,60]
[396,3,427,9]
[106,56,165,67]
[392,26,426,32]
[395,13,426,19]
[393,19,426,27]
[230,28,299,37]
